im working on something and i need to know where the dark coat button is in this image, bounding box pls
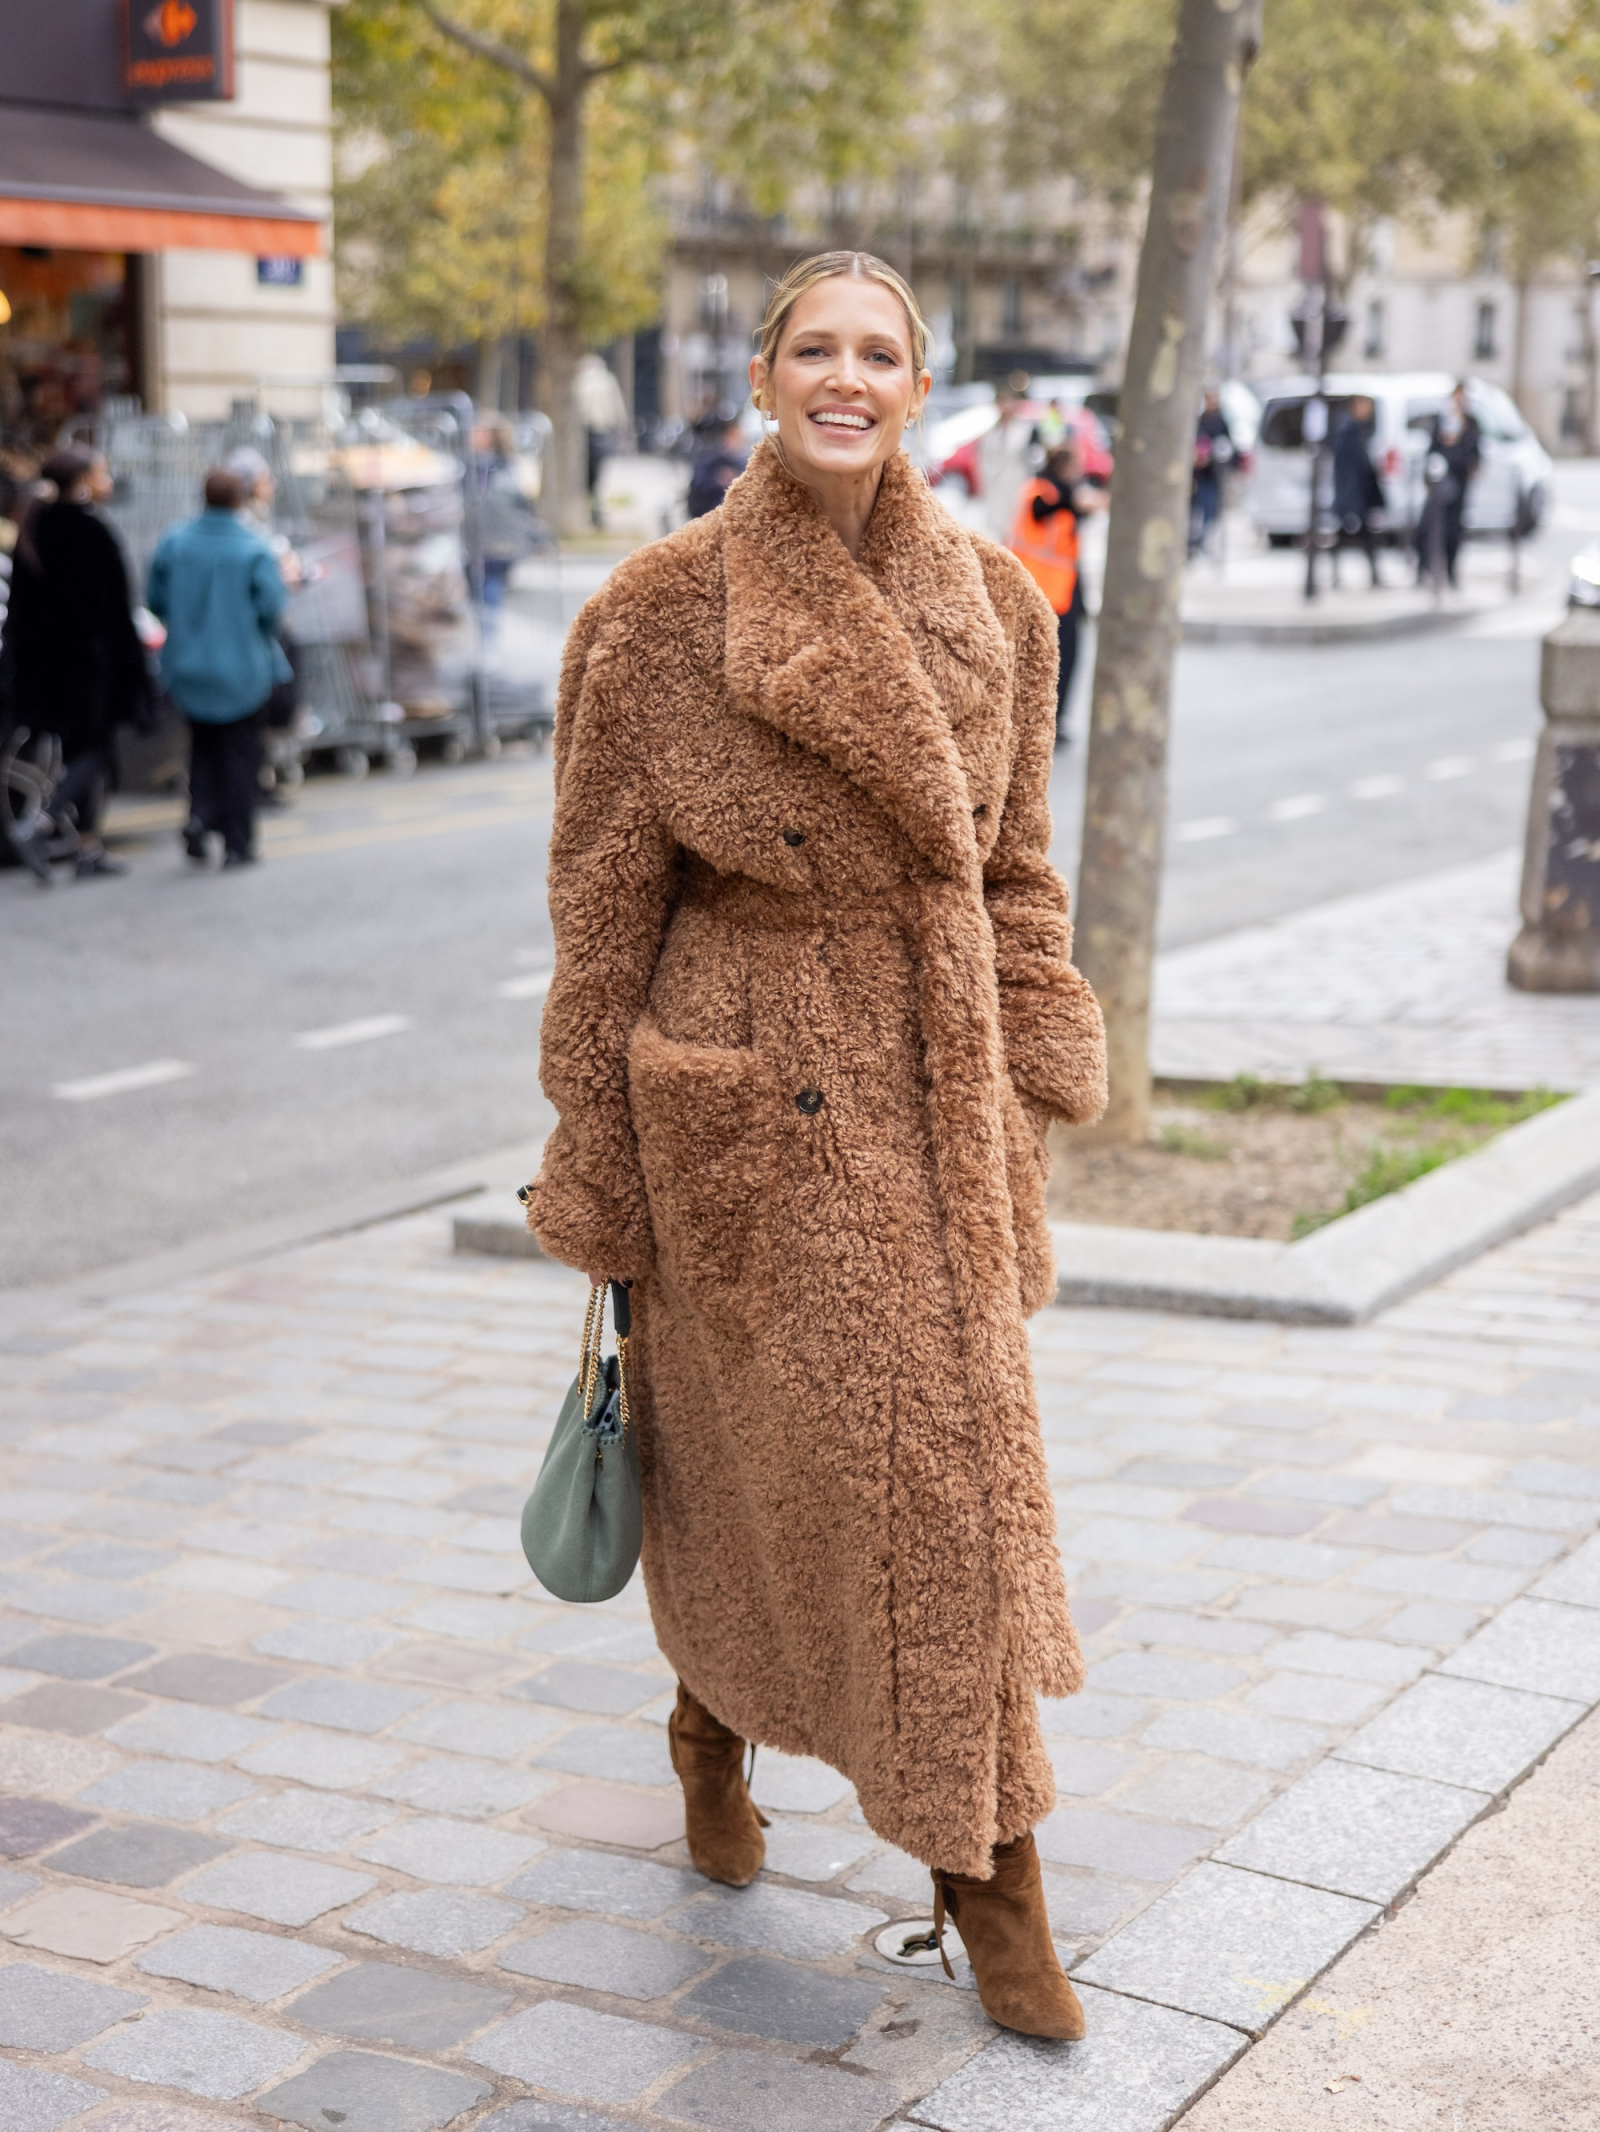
[795,1087,824,1115]
[783,829,806,846]
[972,804,986,818]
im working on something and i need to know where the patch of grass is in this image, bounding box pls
[1291,1137,1465,1238]
[1382,1085,1566,1129]
[1157,1124,1231,1161]
[1201,1070,1343,1115]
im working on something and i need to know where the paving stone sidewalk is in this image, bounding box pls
[4,1191,1600,2131]
[1153,849,1600,1092]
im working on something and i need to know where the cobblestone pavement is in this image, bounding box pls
[1154,849,1600,1092]
[4,1193,1600,2131]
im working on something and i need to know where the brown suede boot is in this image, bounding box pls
[667,1682,768,1887]
[934,1831,1087,2040]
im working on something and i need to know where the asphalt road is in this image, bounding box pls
[7,464,1599,1292]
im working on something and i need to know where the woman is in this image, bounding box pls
[523,252,1107,2040]
[2,446,149,879]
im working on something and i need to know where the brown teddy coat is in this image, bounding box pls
[524,442,1107,1875]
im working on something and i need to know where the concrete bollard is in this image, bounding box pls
[1508,607,1600,992]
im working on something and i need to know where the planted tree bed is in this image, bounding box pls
[1047,1080,1563,1243]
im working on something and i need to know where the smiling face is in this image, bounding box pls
[749,276,930,489]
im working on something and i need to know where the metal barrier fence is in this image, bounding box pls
[89,393,551,780]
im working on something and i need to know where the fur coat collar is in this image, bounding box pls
[721,442,1010,884]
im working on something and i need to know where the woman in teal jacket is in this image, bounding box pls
[147,468,289,867]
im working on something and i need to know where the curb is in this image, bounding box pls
[1181,597,1496,647]
[452,1092,1600,1327]
[1050,1086,1600,1323]
[0,1137,548,1342]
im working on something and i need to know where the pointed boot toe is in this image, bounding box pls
[936,1832,1087,2041]
[668,1683,767,1887]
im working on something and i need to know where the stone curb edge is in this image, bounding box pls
[903,1572,1600,2132]
[0,1137,549,1342]
[447,1089,1600,1328]
[1050,1085,1600,1324]
[13,1069,1595,1341]
[1180,599,1487,647]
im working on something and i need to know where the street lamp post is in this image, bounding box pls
[1295,201,1347,603]
[1298,201,1328,603]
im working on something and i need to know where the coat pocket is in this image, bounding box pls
[627,1017,791,1308]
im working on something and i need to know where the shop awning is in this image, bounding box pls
[0,105,321,255]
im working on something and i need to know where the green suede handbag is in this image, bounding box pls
[521,1278,642,1604]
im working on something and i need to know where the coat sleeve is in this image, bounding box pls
[985,578,1108,1127]
[519,594,678,1279]
[145,537,171,623]
[91,517,152,728]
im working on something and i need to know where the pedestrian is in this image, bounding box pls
[977,372,1035,544]
[466,417,537,638]
[1331,394,1385,588]
[1417,380,1481,588]
[1009,437,1106,746]
[0,445,151,881]
[685,411,748,519]
[147,467,287,870]
[1188,386,1233,557]
[574,352,628,530]
[521,250,1108,2042]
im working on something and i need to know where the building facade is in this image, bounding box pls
[0,0,334,457]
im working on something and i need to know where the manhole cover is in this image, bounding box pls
[874,1918,966,1968]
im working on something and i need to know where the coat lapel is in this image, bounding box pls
[721,444,1007,882]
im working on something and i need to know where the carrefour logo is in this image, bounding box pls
[144,1,198,46]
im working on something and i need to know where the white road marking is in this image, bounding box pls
[1425,756,1475,780]
[53,1059,196,1102]
[1268,793,1326,822]
[1492,737,1537,763]
[1175,816,1238,843]
[496,971,553,1000]
[292,1015,413,1051]
[1351,774,1405,799]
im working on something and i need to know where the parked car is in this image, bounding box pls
[1247,371,1550,545]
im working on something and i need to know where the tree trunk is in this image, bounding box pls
[1072,0,1262,1144]
[542,0,591,538]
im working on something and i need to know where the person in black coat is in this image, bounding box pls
[1188,388,1233,557]
[1331,395,1385,588]
[686,414,749,519]
[1428,382,1481,587]
[2,446,150,879]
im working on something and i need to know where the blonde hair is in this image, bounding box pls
[755,251,932,409]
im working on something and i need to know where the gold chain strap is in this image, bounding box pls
[615,1332,631,1435]
[578,1283,603,1418]
[578,1284,631,1438]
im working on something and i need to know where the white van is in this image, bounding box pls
[1246,371,1551,544]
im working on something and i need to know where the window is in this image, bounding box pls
[1260,395,1358,451]
[1363,300,1384,359]
[1474,300,1497,360]
[1002,277,1023,338]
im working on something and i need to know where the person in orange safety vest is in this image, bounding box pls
[1008,438,1106,746]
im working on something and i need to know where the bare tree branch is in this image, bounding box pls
[419,2,555,102]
